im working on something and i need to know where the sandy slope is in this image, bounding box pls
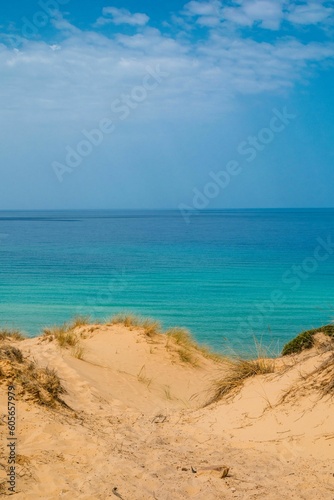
[0,324,333,499]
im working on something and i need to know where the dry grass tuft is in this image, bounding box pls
[68,315,91,329]
[195,345,224,363]
[137,365,152,387]
[109,314,161,337]
[42,317,89,360]
[108,313,223,361]
[110,313,141,329]
[17,363,67,407]
[313,352,334,397]
[166,327,192,346]
[0,345,24,363]
[141,319,161,337]
[0,329,25,341]
[43,324,80,348]
[206,356,276,405]
[281,343,334,402]
[177,348,199,367]
[71,345,85,360]
[43,315,91,346]
[166,327,223,364]
[0,345,67,409]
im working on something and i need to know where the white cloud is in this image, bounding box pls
[197,15,221,27]
[0,3,333,127]
[243,0,284,29]
[183,0,222,28]
[223,0,285,30]
[181,0,334,31]
[0,2,333,209]
[287,1,334,25]
[197,34,334,95]
[184,1,221,17]
[95,7,149,27]
[52,15,81,35]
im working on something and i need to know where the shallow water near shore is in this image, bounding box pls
[0,208,333,354]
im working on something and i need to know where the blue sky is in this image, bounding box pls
[0,0,333,209]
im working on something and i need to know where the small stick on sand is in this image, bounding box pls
[191,465,230,477]
[112,487,124,499]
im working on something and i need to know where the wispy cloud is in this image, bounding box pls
[287,1,334,25]
[182,0,334,31]
[183,0,222,27]
[95,7,149,27]
[184,1,221,17]
[223,0,285,30]
[0,3,333,125]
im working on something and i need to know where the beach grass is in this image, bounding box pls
[177,347,199,366]
[68,315,91,329]
[140,319,161,337]
[0,345,24,363]
[72,344,85,360]
[165,327,224,363]
[280,335,334,402]
[206,355,276,405]
[0,328,25,341]
[166,327,193,346]
[43,324,80,348]
[109,313,141,328]
[42,315,91,353]
[109,313,162,337]
[0,345,67,408]
[17,363,67,408]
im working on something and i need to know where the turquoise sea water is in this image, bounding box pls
[0,209,333,354]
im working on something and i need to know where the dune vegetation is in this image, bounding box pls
[282,324,334,355]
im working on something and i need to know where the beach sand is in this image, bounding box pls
[0,323,333,499]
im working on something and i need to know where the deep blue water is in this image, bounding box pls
[0,209,333,355]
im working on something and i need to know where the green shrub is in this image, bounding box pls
[282,325,334,356]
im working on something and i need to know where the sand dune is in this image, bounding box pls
[0,323,333,499]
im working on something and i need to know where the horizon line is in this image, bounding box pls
[0,207,334,212]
